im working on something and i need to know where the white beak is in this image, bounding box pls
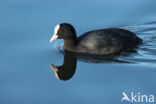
[50,64,58,72]
[50,34,58,43]
[50,24,60,43]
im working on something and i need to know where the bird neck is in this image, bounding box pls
[64,38,77,52]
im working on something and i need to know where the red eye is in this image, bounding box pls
[58,30,62,33]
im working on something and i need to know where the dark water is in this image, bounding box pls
[0,0,156,104]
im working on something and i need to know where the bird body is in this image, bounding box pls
[50,23,142,55]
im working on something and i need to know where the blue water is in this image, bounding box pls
[0,0,156,104]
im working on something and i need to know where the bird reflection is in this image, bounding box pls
[50,51,77,81]
[50,49,136,81]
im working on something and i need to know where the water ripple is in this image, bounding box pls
[121,21,156,65]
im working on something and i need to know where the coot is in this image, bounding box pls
[50,23,142,55]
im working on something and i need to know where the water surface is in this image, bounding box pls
[0,0,156,104]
